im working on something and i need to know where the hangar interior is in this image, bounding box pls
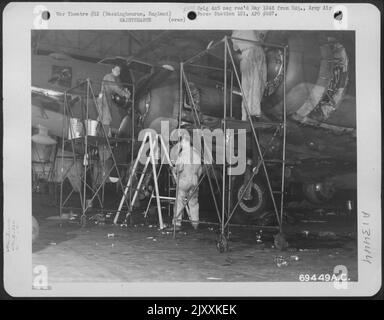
[32,30,357,282]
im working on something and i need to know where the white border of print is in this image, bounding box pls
[3,2,381,297]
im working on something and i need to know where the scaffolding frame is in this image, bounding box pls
[175,36,288,249]
[59,78,135,226]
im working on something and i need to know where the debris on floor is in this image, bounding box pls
[274,255,300,267]
[274,256,289,267]
[256,230,263,243]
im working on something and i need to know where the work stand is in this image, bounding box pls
[59,79,134,227]
[176,36,288,252]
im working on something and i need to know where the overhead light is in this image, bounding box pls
[32,125,57,145]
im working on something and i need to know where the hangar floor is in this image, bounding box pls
[32,193,357,283]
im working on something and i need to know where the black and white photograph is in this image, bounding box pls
[30,28,359,281]
[2,3,381,297]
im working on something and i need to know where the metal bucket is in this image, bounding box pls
[84,119,100,136]
[68,118,84,139]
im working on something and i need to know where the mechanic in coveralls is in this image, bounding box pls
[97,64,131,136]
[169,130,203,231]
[93,64,131,193]
[231,30,268,200]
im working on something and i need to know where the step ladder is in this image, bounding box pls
[113,132,178,229]
[143,167,175,218]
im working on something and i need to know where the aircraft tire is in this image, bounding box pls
[230,177,269,225]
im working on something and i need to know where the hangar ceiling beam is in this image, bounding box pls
[32,30,142,62]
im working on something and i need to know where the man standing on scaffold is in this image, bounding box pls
[231,30,268,200]
[97,64,131,137]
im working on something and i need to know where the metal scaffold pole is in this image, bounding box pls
[279,46,288,234]
[130,84,136,211]
[59,93,67,219]
[80,79,90,226]
[221,36,228,244]
[173,63,184,238]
